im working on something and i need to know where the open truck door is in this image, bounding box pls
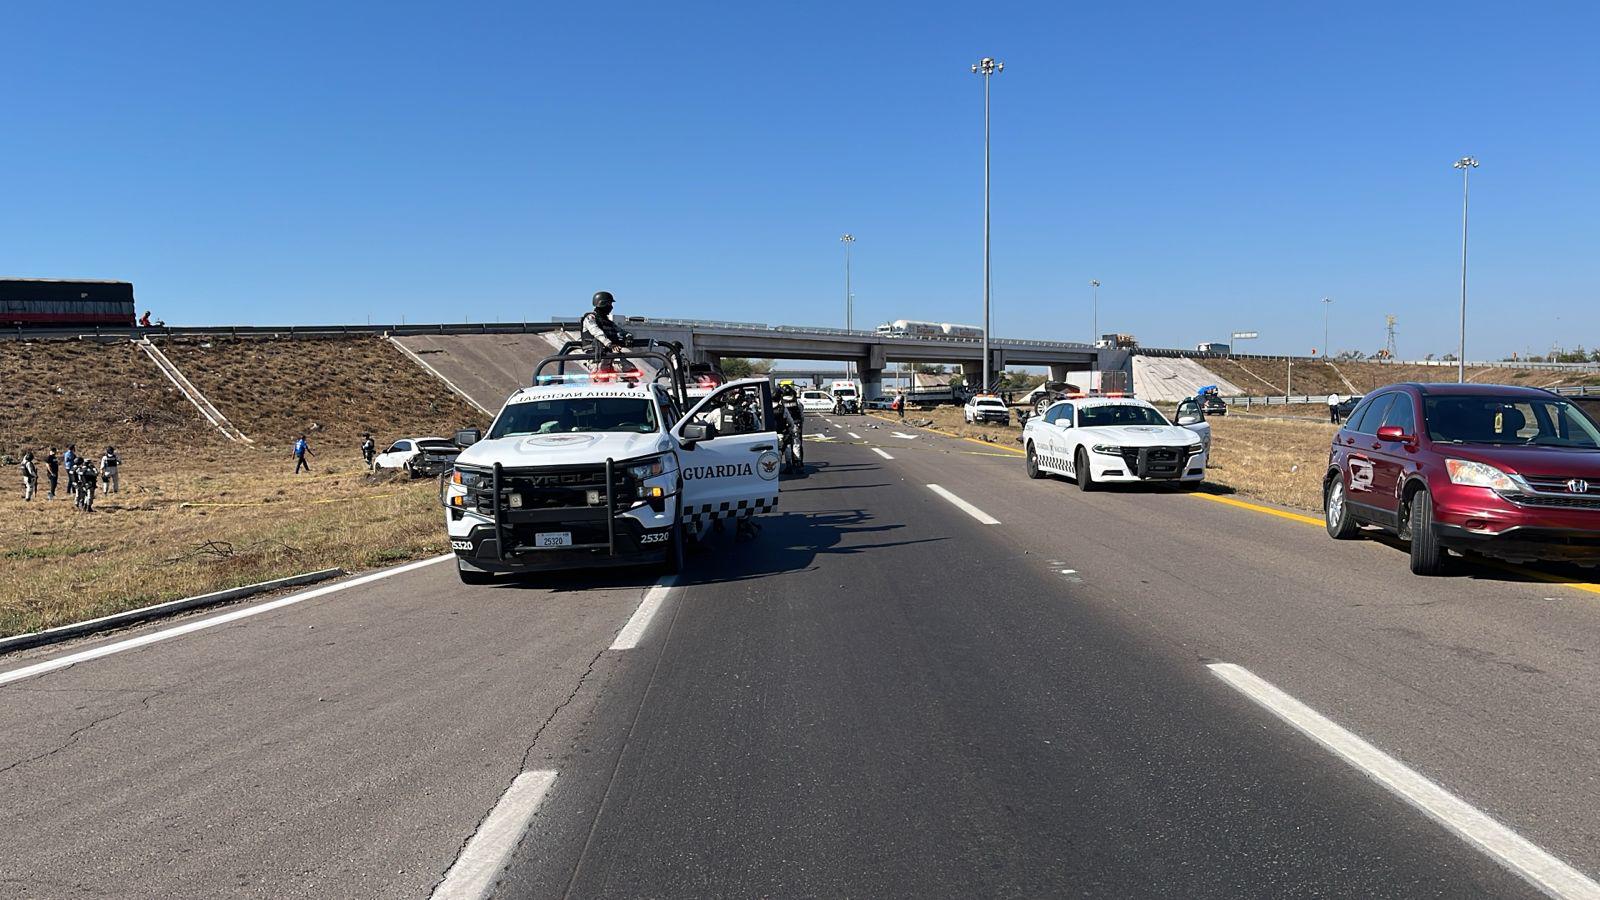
[675,379,781,535]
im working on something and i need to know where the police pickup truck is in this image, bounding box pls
[443,342,781,584]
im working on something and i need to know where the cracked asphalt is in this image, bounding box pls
[4,416,1600,897]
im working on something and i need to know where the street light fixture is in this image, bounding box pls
[841,233,855,379]
[971,56,1003,391]
[1090,279,1100,344]
[1453,156,1479,383]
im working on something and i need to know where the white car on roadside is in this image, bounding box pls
[798,390,834,413]
[373,437,462,477]
[1022,396,1209,490]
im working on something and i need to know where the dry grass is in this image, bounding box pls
[0,447,448,637]
[1197,356,1600,397]
[2,339,222,454]
[0,335,490,638]
[1203,414,1334,511]
[158,336,487,449]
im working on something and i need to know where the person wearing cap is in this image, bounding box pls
[580,291,629,359]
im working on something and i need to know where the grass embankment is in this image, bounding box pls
[2,335,488,639]
[0,449,448,637]
[888,404,1336,513]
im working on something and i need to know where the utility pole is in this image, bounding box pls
[1090,279,1100,389]
[971,56,1003,391]
[1453,156,1479,383]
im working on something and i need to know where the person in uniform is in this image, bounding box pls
[20,451,37,502]
[580,291,630,360]
[361,433,377,471]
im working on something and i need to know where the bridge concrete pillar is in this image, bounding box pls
[861,367,883,400]
[1048,363,1070,384]
[960,361,982,387]
[696,350,722,369]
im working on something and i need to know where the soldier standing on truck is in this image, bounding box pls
[579,291,630,361]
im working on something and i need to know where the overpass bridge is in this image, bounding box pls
[612,317,1097,396]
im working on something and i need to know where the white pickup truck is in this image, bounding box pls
[443,342,781,584]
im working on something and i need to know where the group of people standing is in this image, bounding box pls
[18,445,121,510]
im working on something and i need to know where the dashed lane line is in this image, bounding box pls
[927,484,1000,525]
[872,448,894,460]
[430,770,560,900]
[1209,663,1600,900]
[0,555,453,687]
[848,432,862,440]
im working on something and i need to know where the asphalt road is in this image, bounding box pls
[4,412,1599,897]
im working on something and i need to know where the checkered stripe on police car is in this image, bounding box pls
[682,496,779,529]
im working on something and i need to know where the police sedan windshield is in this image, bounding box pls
[1077,404,1169,427]
[490,398,659,438]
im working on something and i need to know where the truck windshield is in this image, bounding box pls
[1425,396,1600,448]
[490,398,659,438]
[1078,404,1169,427]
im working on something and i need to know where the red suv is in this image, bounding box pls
[1324,383,1600,575]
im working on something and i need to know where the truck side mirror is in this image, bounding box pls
[454,428,481,448]
[1176,414,1201,426]
[679,422,711,445]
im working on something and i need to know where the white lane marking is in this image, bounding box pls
[872,448,894,460]
[1059,569,1076,575]
[431,769,559,899]
[848,432,862,440]
[891,432,918,440]
[1209,662,1600,900]
[0,555,452,688]
[926,484,1000,525]
[611,579,674,650]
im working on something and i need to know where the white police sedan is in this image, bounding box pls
[1022,396,1209,490]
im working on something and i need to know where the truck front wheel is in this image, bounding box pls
[457,560,495,585]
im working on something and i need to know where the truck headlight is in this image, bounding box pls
[1445,458,1515,491]
[626,455,676,480]
[451,468,484,488]
[1091,444,1124,455]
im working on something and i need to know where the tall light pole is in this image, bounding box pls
[1453,156,1478,383]
[1089,279,1101,390]
[972,56,1003,391]
[1090,279,1100,343]
[1321,296,1333,358]
[841,233,855,379]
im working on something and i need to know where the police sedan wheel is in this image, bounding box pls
[1026,443,1043,479]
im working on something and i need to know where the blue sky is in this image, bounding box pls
[5,1,1598,359]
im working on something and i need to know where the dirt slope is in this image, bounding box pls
[156,336,489,451]
[1,339,218,454]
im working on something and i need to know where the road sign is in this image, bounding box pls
[1232,331,1259,340]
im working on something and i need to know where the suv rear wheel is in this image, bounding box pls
[1325,476,1359,539]
[1407,491,1447,576]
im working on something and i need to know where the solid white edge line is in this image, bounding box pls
[926,484,1000,525]
[0,555,454,687]
[872,448,894,460]
[431,769,559,900]
[610,579,674,650]
[1208,662,1600,900]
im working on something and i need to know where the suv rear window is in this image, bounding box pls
[1350,393,1395,435]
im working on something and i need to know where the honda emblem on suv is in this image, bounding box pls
[1569,479,1591,494]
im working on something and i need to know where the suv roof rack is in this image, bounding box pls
[531,339,691,408]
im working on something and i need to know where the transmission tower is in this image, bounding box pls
[1385,315,1398,360]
